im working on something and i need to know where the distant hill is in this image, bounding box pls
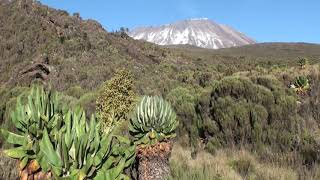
[129,18,255,49]
[170,42,320,65]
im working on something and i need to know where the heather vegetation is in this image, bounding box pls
[1,0,320,179]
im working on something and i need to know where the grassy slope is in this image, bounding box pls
[169,145,301,180]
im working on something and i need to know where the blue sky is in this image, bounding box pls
[40,0,319,43]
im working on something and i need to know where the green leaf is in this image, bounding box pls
[39,128,62,168]
[114,135,130,145]
[134,135,150,145]
[61,137,70,171]
[78,138,84,168]
[20,156,29,170]
[94,135,112,166]
[51,165,63,178]
[105,158,126,180]
[36,151,49,172]
[82,154,94,175]
[3,146,26,159]
[78,170,87,180]
[94,156,117,180]
[0,129,28,145]
[124,151,135,168]
[68,169,80,180]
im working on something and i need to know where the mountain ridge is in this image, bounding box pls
[129,18,256,49]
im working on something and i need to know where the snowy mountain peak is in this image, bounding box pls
[129,19,255,49]
[189,17,209,21]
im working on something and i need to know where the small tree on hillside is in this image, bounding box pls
[96,69,136,132]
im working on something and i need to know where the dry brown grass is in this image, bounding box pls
[169,144,298,180]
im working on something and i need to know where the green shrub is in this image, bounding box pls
[230,158,255,178]
[65,85,87,98]
[166,87,198,141]
[198,76,303,152]
[205,138,221,155]
[76,92,97,116]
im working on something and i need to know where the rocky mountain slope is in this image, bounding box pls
[0,0,176,92]
[129,18,256,49]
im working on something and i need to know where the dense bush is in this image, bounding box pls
[166,87,197,133]
[65,85,87,98]
[197,76,304,152]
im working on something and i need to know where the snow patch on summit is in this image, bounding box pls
[129,19,255,49]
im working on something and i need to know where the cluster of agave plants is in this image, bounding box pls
[1,86,178,180]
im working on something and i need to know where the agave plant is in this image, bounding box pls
[129,96,178,145]
[129,96,178,180]
[294,76,310,93]
[37,106,136,179]
[1,85,63,178]
[1,85,135,180]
